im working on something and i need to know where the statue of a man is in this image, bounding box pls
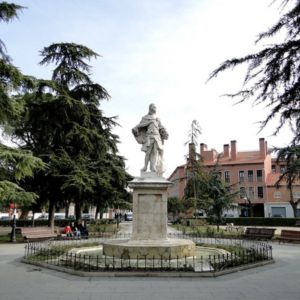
[132,104,168,174]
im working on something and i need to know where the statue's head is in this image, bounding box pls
[149,103,157,114]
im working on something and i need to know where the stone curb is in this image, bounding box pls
[22,258,275,278]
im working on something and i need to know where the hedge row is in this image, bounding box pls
[181,217,299,227]
[1,217,298,227]
[0,218,117,227]
[224,217,299,227]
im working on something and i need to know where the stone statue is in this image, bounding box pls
[132,103,168,174]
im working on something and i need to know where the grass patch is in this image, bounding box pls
[196,243,244,253]
[0,234,23,243]
[171,224,242,237]
[26,242,100,261]
[88,223,117,235]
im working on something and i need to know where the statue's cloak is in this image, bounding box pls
[132,114,163,152]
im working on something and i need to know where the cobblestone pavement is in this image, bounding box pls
[0,234,299,300]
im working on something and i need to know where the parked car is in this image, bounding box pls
[0,216,12,221]
[54,213,65,220]
[125,212,133,221]
[37,214,48,220]
[82,213,94,220]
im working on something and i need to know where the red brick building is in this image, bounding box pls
[167,138,300,218]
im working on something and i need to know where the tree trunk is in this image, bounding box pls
[19,210,29,220]
[48,199,55,228]
[289,188,298,218]
[100,209,104,219]
[290,199,300,218]
[246,197,253,217]
[64,201,70,219]
[217,216,221,232]
[95,204,100,220]
[31,212,35,227]
[75,201,82,222]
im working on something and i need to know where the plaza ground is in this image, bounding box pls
[0,225,299,300]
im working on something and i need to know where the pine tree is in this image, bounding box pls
[184,162,237,230]
[0,2,44,209]
[13,42,130,225]
[209,0,300,144]
[275,144,300,217]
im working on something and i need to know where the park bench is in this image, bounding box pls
[20,227,57,241]
[278,230,300,243]
[242,227,275,240]
[0,227,12,236]
[225,223,244,234]
[56,227,67,238]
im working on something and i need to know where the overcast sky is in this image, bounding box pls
[1,0,294,177]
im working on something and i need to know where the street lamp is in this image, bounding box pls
[10,200,17,243]
[243,194,253,217]
[243,196,249,217]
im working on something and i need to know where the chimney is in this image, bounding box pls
[230,140,237,160]
[259,138,266,158]
[200,143,207,155]
[223,144,230,158]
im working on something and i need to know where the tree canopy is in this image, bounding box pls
[185,162,237,230]
[209,0,300,144]
[11,42,130,225]
[0,2,44,208]
[185,120,202,146]
[275,143,300,217]
[0,3,130,223]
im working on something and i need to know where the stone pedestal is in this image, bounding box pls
[130,172,170,240]
[103,172,195,259]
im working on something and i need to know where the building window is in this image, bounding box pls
[271,207,286,218]
[240,187,246,198]
[240,187,246,199]
[239,170,245,182]
[248,170,253,182]
[274,191,281,199]
[272,165,276,174]
[256,170,263,182]
[224,171,230,183]
[280,165,286,174]
[248,187,254,200]
[257,186,264,198]
[293,191,300,199]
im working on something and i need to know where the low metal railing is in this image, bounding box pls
[23,233,272,273]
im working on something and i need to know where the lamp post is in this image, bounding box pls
[10,200,17,243]
[243,194,253,217]
[243,196,249,217]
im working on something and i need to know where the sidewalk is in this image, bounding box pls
[0,240,299,300]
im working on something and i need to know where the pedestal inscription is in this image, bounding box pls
[133,193,167,240]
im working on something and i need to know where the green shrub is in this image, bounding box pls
[224,217,298,227]
[205,226,216,237]
[181,218,208,227]
[0,218,118,228]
